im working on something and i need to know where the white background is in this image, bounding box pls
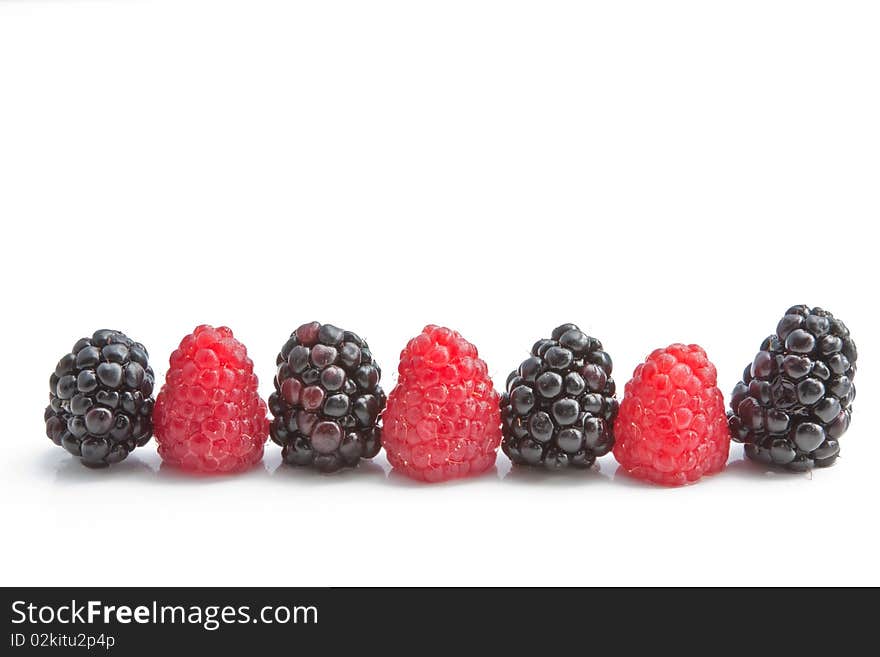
[1,0,877,586]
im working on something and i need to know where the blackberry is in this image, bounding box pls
[269,322,385,473]
[729,305,857,471]
[44,329,155,468]
[500,323,618,469]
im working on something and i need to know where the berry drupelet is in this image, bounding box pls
[153,325,269,473]
[44,329,155,468]
[268,322,385,473]
[729,305,857,471]
[500,323,618,469]
[382,325,501,482]
[613,344,730,486]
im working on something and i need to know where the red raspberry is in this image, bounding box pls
[154,325,269,473]
[612,344,730,486]
[382,325,501,482]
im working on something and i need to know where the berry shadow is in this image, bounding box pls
[723,458,814,481]
[608,458,813,488]
[269,459,388,483]
[384,465,501,488]
[502,462,613,487]
[611,467,704,492]
[154,460,273,484]
[49,452,157,484]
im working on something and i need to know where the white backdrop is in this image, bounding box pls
[1,0,877,586]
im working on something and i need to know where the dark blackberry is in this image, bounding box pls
[269,322,385,473]
[729,305,857,471]
[500,323,618,469]
[44,329,155,468]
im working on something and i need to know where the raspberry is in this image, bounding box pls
[154,325,269,473]
[729,305,857,471]
[382,325,501,482]
[268,322,386,473]
[44,329,155,468]
[612,344,730,486]
[501,323,618,469]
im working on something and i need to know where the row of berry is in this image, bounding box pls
[44,305,857,486]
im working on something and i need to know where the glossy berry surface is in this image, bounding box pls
[45,329,155,468]
[500,323,618,469]
[729,305,857,471]
[268,322,385,473]
[613,344,729,486]
[382,325,501,482]
[153,325,268,473]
